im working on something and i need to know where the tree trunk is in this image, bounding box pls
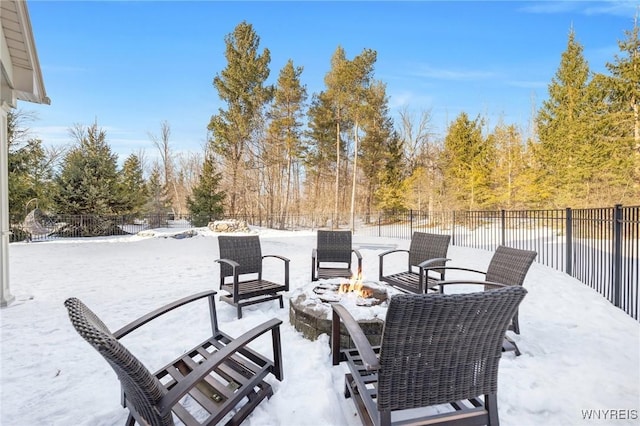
[334,121,340,229]
[350,121,359,232]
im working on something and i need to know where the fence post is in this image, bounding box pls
[613,204,623,308]
[501,209,506,246]
[451,211,456,246]
[565,208,572,276]
[410,210,413,238]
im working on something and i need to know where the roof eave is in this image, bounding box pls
[2,0,50,106]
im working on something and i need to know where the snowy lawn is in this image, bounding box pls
[1,227,638,425]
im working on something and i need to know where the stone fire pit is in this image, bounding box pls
[289,279,402,347]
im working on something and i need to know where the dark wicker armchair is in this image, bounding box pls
[312,230,362,281]
[65,290,283,426]
[426,245,537,355]
[216,235,290,319]
[332,285,527,426]
[378,232,451,293]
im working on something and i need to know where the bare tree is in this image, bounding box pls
[173,151,203,214]
[398,106,434,171]
[397,107,441,212]
[148,121,179,213]
[135,148,149,178]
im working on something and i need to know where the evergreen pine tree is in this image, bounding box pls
[323,46,353,221]
[119,153,148,217]
[145,164,172,227]
[535,29,592,206]
[360,81,394,217]
[208,21,272,215]
[7,110,56,219]
[486,122,528,209]
[375,131,407,212]
[598,17,640,202]
[53,123,124,236]
[54,123,121,215]
[441,113,492,210]
[187,151,226,227]
[304,92,338,216]
[265,59,307,228]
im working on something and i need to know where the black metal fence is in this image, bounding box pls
[359,206,639,321]
[10,205,639,320]
[10,212,196,242]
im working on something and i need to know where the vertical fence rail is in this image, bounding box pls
[613,205,623,308]
[619,206,639,320]
[566,208,573,276]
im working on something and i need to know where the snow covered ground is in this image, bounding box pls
[1,227,638,425]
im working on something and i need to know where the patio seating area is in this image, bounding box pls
[65,290,283,425]
[216,235,290,319]
[312,230,362,281]
[378,232,451,294]
[1,229,638,425]
[332,284,527,425]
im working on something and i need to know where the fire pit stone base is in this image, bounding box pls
[289,280,398,347]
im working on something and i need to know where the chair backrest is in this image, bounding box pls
[64,298,172,426]
[485,246,537,287]
[376,286,527,412]
[408,232,451,272]
[218,235,263,278]
[316,230,352,263]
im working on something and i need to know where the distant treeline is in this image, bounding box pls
[7,21,639,228]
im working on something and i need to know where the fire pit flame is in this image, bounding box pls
[337,272,373,298]
[313,274,387,306]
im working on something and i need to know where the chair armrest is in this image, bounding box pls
[353,249,363,275]
[437,280,506,288]
[429,280,506,293]
[379,249,409,280]
[263,255,290,290]
[417,257,451,268]
[215,258,240,289]
[156,318,283,416]
[113,290,218,339]
[215,258,240,269]
[311,249,318,281]
[352,249,362,260]
[422,265,486,275]
[331,304,379,371]
[378,248,408,259]
[263,254,290,263]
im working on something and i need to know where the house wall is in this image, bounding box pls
[1,65,15,306]
[1,0,48,306]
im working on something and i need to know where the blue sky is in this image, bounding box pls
[23,1,639,161]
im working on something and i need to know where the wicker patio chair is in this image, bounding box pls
[331,284,527,426]
[216,235,290,319]
[312,230,363,281]
[64,290,283,426]
[426,245,537,355]
[378,232,451,293]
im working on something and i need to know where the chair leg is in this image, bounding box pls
[485,393,499,425]
[278,295,284,309]
[237,305,243,319]
[502,335,521,356]
[380,411,391,426]
[512,312,520,334]
[125,414,135,426]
